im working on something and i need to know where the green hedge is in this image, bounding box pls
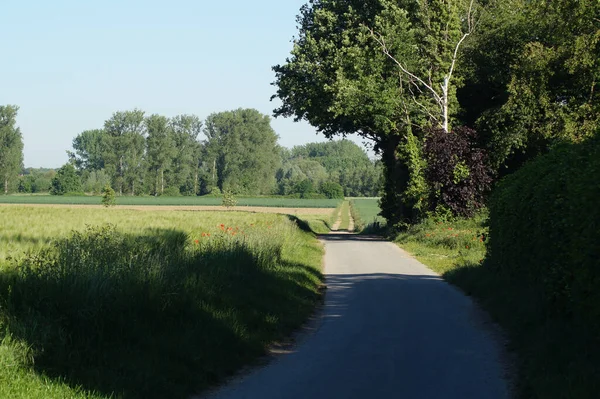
[488,134,600,324]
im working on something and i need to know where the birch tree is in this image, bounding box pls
[368,0,479,133]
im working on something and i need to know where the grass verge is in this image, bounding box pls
[338,201,350,231]
[349,198,386,234]
[0,208,324,399]
[394,212,600,398]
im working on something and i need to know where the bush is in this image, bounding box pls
[101,185,116,207]
[488,134,600,325]
[221,190,237,208]
[423,127,493,217]
[50,164,82,195]
[319,181,344,199]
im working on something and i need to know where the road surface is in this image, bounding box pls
[203,232,511,399]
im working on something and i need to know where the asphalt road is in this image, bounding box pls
[203,233,511,399]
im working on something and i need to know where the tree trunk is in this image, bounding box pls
[3,178,8,195]
[379,134,414,228]
[161,169,164,195]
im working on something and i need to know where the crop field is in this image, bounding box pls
[0,194,341,208]
[349,198,385,232]
[0,206,329,398]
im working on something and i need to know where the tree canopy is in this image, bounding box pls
[0,105,24,194]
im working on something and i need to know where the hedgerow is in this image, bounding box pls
[488,134,600,326]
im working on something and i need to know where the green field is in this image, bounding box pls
[0,207,327,398]
[349,198,385,232]
[0,194,340,208]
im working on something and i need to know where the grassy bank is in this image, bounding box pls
[0,207,326,398]
[349,198,386,233]
[394,212,600,398]
[0,194,341,208]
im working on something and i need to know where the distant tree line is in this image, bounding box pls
[3,107,381,198]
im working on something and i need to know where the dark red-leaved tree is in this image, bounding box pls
[424,126,494,217]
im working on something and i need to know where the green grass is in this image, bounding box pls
[0,194,340,208]
[394,211,600,399]
[349,198,385,233]
[0,207,325,398]
[338,201,351,231]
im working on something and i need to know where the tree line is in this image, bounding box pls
[272,0,599,226]
[1,107,381,198]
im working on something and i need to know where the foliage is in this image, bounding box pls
[488,134,600,326]
[221,190,237,208]
[82,169,111,195]
[100,185,115,207]
[204,109,280,195]
[18,168,55,194]
[423,127,493,217]
[319,181,344,199]
[272,0,480,226]
[0,213,323,398]
[461,0,600,173]
[350,198,386,234]
[286,140,382,197]
[0,105,24,194]
[50,164,82,196]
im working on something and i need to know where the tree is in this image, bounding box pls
[103,110,146,195]
[146,114,175,195]
[0,105,24,194]
[170,115,202,195]
[462,0,600,173]
[203,109,280,195]
[68,129,106,171]
[51,163,82,195]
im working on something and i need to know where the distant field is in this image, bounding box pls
[0,194,341,208]
[350,198,385,231]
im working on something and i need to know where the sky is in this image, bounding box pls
[0,0,373,168]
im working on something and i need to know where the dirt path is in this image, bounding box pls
[202,233,511,399]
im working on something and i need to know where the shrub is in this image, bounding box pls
[488,134,600,326]
[221,190,237,208]
[50,163,82,195]
[319,181,344,199]
[423,127,494,217]
[101,185,116,207]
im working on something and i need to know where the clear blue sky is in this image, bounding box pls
[1,0,371,168]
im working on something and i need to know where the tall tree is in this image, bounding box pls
[170,115,202,194]
[103,110,146,195]
[273,0,480,225]
[68,129,106,171]
[0,105,24,194]
[146,114,175,195]
[465,0,600,172]
[203,109,280,195]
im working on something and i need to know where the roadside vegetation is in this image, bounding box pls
[394,136,600,399]
[0,207,327,398]
[349,199,386,234]
[337,201,351,231]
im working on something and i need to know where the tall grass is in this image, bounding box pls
[0,208,324,398]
